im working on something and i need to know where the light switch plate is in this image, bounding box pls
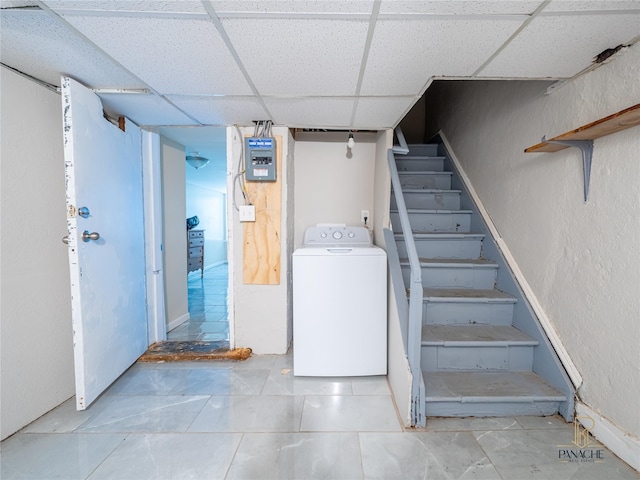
[239,205,256,222]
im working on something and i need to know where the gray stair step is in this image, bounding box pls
[391,189,461,210]
[398,172,452,190]
[421,288,517,326]
[406,144,439,156]
[395,232,484,259]
[401,258,498,289]
[395,156,445,172]
[422,325,537,346]
[391,209,472,233]
[424,371,566,417]
[421,325,537,372]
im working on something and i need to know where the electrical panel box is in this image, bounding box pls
[245,137,276,181]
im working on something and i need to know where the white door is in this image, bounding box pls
[62,77,148,410]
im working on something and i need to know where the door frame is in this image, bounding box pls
[142,131,167,344]
[145,128,234,349]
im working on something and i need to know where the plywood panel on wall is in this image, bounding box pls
[243,135,282,284]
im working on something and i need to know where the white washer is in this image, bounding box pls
[293,225,387,376]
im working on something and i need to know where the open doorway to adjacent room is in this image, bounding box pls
[157,126,229,348]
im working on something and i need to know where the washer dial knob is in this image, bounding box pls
[332,230,343,240]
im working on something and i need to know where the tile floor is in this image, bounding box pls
[2,264,638,479]
[2,351,638,479]
[167,263,229,344]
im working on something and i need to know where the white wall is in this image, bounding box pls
[373,129,412,425]
[161,138,188,329]
[293,131,378,247]
[1,67,74,439]
[186,183,227,267]
[227,127,294,354]
[425,42,640,443]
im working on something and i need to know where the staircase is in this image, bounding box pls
[390,143,572,418]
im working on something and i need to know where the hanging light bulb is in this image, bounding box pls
[347,132,355,149]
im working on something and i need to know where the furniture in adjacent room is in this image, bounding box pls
[187,229,205,277]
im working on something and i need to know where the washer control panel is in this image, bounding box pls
[303,225,371,247]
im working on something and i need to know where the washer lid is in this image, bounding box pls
[302,225,372,247]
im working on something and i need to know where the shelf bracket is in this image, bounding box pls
[541,136,594,203]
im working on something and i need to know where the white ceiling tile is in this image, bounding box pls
[222,18,369,95]
[361,18,524,95]
[1,1,39,7]
[209,1,374,15]
[263,97,355,127]
[0,10,145,89]
[544,1,640,12]
[479,13,640,78]
[379,1,544,15]
[97,93,197,126]
[352,96,417,128]
[58,15,252,95]
[167,95,269,125]
[43,0,206,14]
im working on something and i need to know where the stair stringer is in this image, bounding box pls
[435,133,576,421]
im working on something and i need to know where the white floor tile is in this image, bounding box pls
[0,433,125,480]
[188,396,305,433]
[261,369,354,396]
[76,395,209,433]
[104,367,189,396]
[167,368,270,396]
[360,431,501,479]
[426,416,523,432]
[226,433,363,480]
[300,395,402,432]
[474,428,640,479]
[351,376,391,395]
[21,398,94,433]
[87,433,242,479]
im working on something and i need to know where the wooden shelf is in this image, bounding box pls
[525,103,640,153]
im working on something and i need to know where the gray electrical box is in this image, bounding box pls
[245,137,276,181]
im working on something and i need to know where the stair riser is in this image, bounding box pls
[424,302,515,326]
[391,212,471,233]
[396,238,482,259]
[391,192,461,210]
[396,158,444,172]
[407,145,439,156]
[398,173,452,190]
[425,401,562,417]
[421,346,534,372]
[403,265,497,289]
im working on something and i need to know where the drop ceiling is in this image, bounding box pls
[2,0,639,136]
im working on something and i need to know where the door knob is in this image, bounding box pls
[78,206,91,218]
[82,231,100,242]
[62,235,69,245]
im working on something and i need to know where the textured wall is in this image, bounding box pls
[426,43,640,438]
[1,68,74,439]
[293,131,378,248]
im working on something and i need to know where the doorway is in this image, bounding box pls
[156,126,230,348]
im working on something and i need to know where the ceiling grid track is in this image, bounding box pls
[34,0,204,125]
[471,0,551,77]
[200,0,274,123]
[349,0,381,128]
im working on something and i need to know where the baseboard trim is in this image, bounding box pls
[167,312,190,332]
[204,261,227,271]
[576,402,640,472]
[438,130,583,390]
